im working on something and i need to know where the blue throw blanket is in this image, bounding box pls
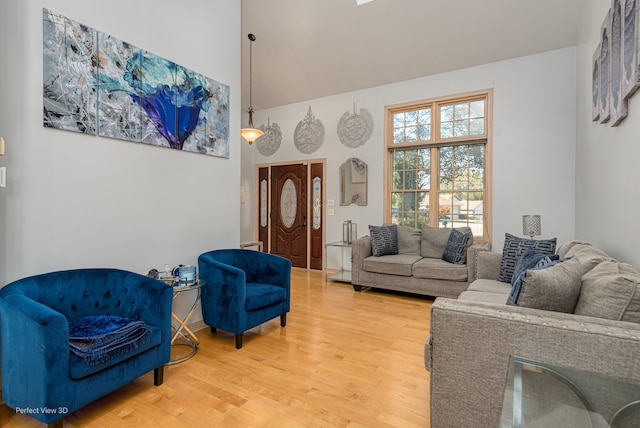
[68,315,151,366]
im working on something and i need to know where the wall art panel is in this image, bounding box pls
[42,9,230,158]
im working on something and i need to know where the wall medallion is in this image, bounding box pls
[337,105,373,148]
[294,106,324,154]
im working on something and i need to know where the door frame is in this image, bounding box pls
[254,158,326,270]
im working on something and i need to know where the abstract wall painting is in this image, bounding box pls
[610,0,628,126]
[600,10,612,124]
[592,44,601,122]
[593,0,640,127]
[623,0,640,99]
[42,9,230,158]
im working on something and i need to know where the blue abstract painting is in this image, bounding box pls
[42,8,230,158]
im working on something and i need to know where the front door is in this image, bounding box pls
[271,164,307,268]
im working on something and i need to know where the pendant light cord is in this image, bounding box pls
[248,33,256,112]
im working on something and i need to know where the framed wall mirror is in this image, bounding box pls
[340,158,367,206]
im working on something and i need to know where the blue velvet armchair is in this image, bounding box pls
[0,268,173,428]
[198,249,292,349]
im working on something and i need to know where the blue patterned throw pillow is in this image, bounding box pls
[369,224,399,257]
[442,229,472,264]
[497,233,557,283]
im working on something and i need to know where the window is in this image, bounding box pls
[385,90,491,240]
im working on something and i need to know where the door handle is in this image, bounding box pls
[301,215,307,227]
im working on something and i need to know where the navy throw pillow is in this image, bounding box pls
[369,224,399,257]
[497,233,557,283]
[442,229,472,264]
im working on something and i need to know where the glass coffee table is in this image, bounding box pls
[500,356,640,428]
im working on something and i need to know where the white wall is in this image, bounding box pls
[241,48,577,269]
[575,0,640,268]
[0,0,241,321]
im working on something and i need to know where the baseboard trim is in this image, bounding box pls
[188,320,208,333]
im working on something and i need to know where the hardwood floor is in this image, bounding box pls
[0,269,433,427]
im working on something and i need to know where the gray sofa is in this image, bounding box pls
[351,225,491,297]
[425,240,640,427]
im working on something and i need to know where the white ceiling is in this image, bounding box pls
[241,0,584,111]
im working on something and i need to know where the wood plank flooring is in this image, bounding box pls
[0,269,433,427]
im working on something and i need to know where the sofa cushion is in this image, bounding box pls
[363,254,422,276]
[507,256,584,313]
[497,233,557,283]
[467,279,512,294]
[413,258,468,281]
[458,290,509,304]
[442,229,473,264]
[574,261,640,323]
[245,283,288,311]
[369,224,399,256]
[421,226,473,260]
[565,243,613,273]
[475,251,503,280]
[556,240,594,259]
[397,225,422,255]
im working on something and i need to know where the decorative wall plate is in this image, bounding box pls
[256,119,282,156]
[337,105,373,148]
[294,106,324,154]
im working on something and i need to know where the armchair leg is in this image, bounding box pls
[235,333,243,349]
[154,366,164,386]
[211,327,217,334]
[48,419,63,428]
[280,313,286,327]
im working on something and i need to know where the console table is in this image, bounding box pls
[500,356,640,427]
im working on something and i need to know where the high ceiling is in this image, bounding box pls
[241,0,584,111]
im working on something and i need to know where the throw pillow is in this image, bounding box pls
[442,229,472,264]
[507,256,584,313]
[396,225,422,255]
[574,261,640,323]
[421,226,473,259]
[497,233,557,283]
[369,224,399,257]
[511,248,560,287]
[507,255,555,305]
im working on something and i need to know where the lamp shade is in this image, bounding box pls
[240,127,264,144]
[522,215,541,239]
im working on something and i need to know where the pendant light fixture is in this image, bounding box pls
[240,33,264,144]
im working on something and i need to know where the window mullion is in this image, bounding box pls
[430,147,439,228]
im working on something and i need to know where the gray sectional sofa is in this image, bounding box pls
[351,225,490,297]
[425,240,640,427]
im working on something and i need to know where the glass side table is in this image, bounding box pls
[325,240,352,283]
[500,356,640,428]
[159,274,202,364]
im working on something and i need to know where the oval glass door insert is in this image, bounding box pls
[280,178,297,228]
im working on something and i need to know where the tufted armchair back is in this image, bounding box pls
[2,268,171,324]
